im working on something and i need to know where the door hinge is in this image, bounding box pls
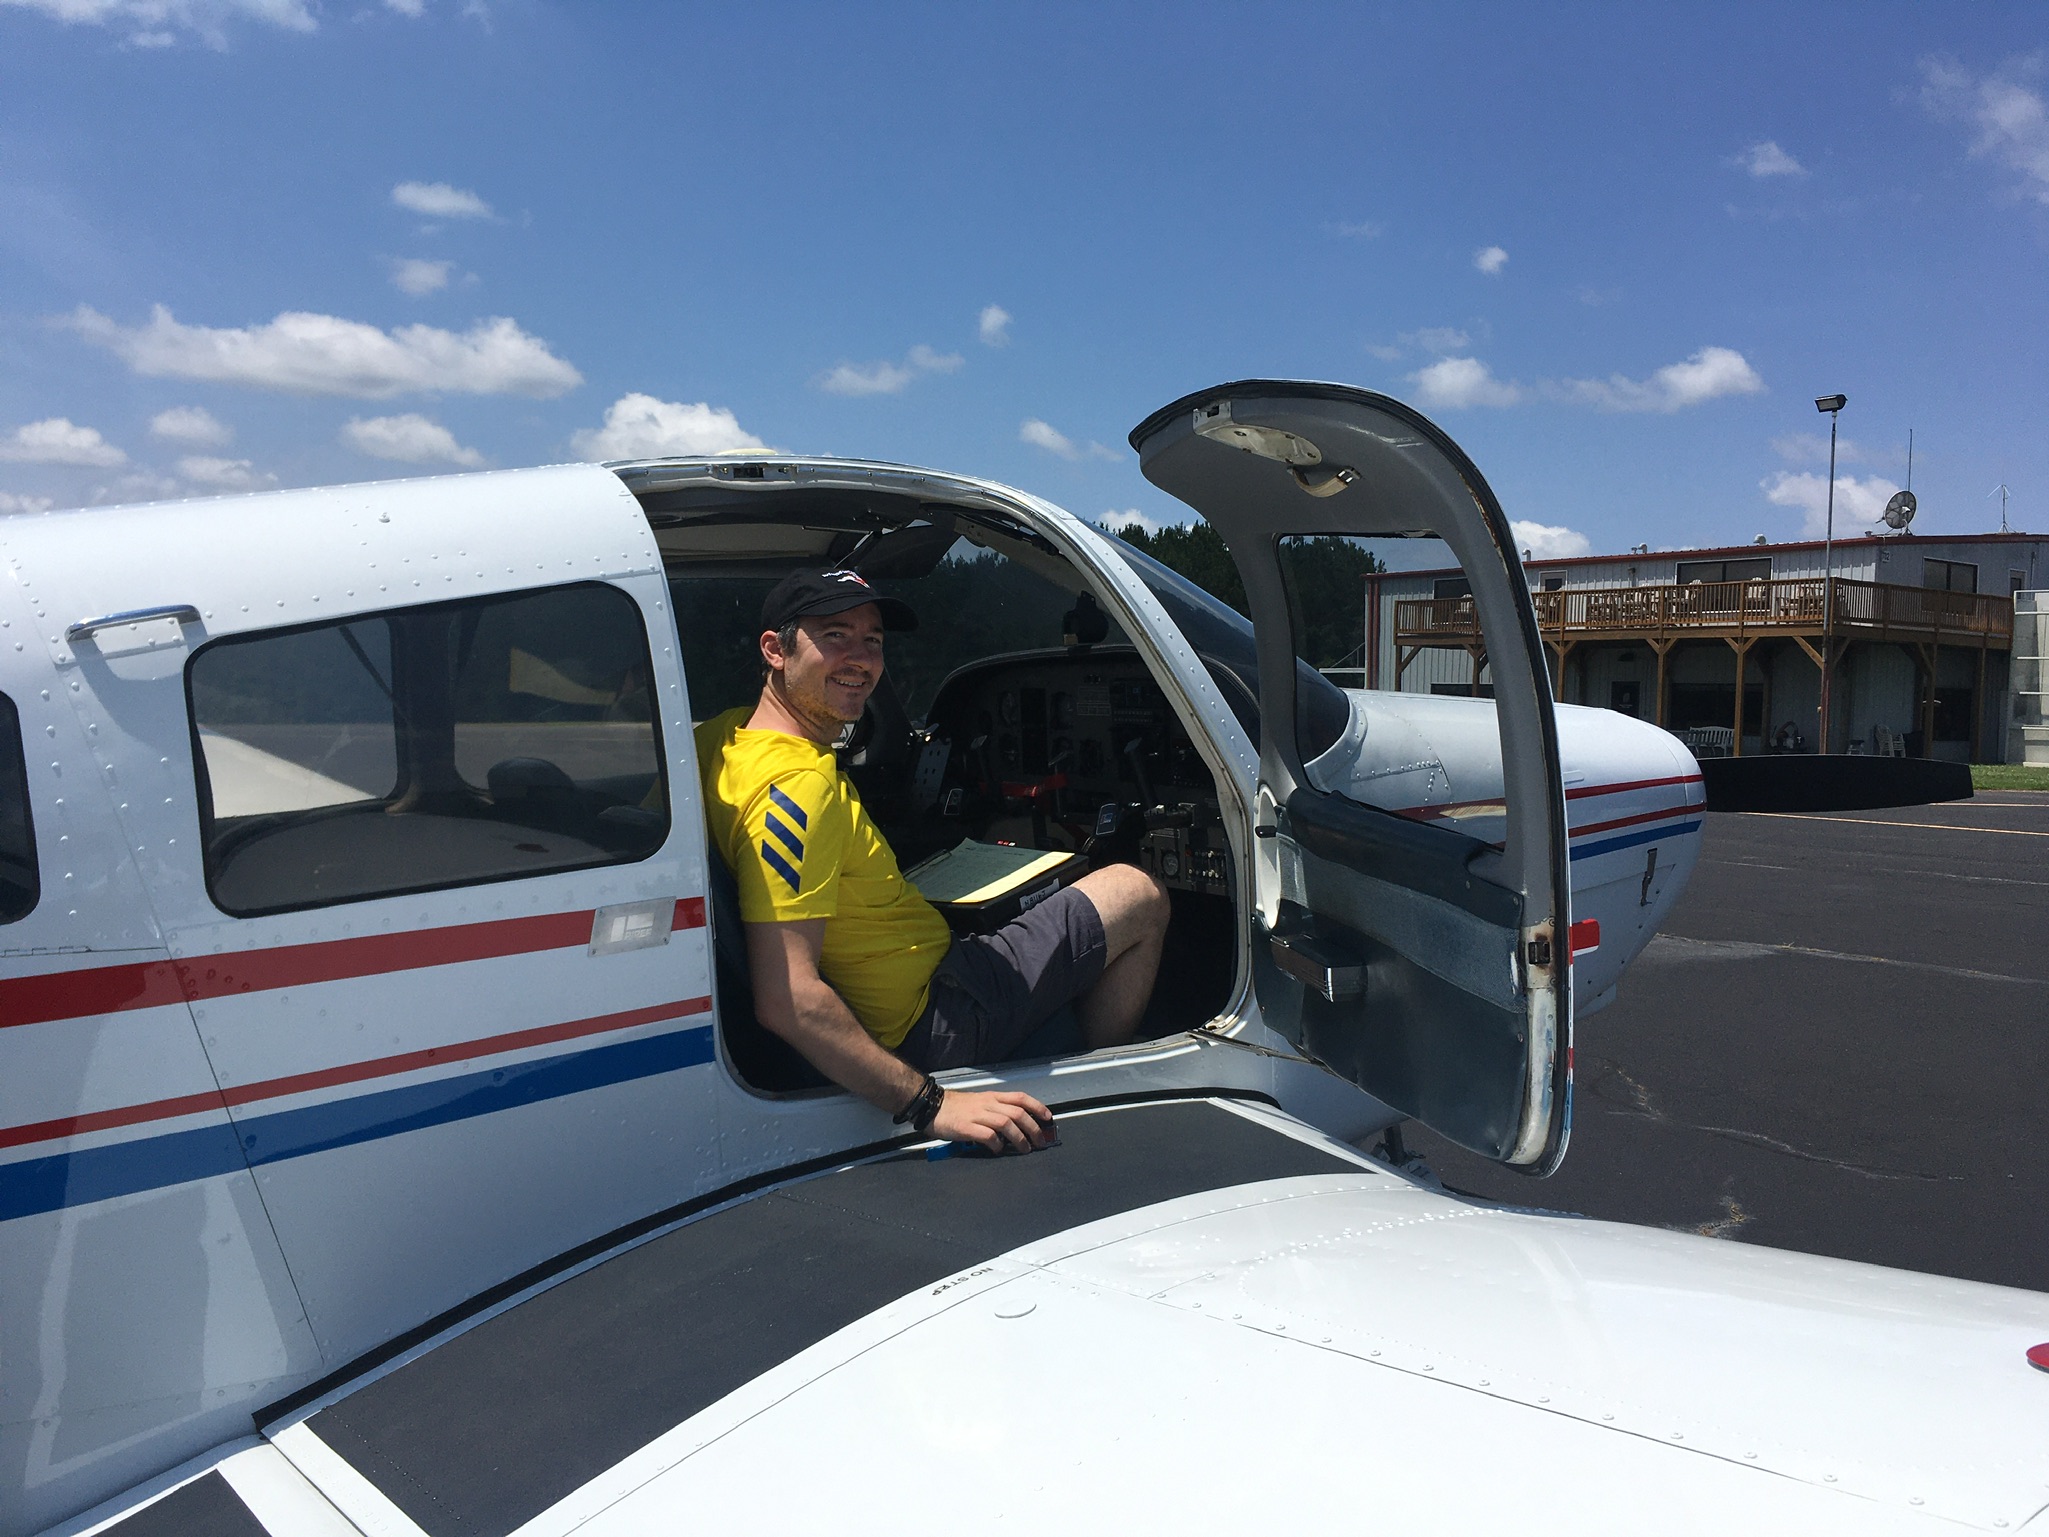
[1524,935,1553,969]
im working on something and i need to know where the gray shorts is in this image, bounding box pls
[896,884,1107,1072]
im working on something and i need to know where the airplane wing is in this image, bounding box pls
[82,1096,2049,1537]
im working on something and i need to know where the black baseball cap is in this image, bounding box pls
[759,567,918,633]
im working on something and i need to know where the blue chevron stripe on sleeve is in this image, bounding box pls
[763,810,805,862]
[767,784,809,829]
[761,842,802,892]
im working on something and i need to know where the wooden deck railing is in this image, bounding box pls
[1396,577,2013,647]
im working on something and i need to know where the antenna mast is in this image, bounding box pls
[1991,483,2011,534]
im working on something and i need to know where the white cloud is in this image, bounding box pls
[1553,346,1763,412]
[384,0,425,14]
[149,404,231,446]
[570,393,768,461]
[1771,430,1870,465]
[820,359,913,396]
[1735,140,1806,178]
[1762,470,1903,537]
[94,471,181,503]
[1511,520,1591,560]
[342,413,484,467]
[1098,508,1178,537]
[1409,357,1522,410]
[391,181,493,219]
[907,344,963,374]
[1021,418,1078,458]
[70,304,582,398]
[1370,324,1485,363]
[1021,419,1117,462]
[978,305,1011,347]
[177,455,273,490]
[1923,56,2049,205]
[1473,245,1509,275]
[0,417,126,466]
[0,0,315,47]
[1410,326,1471,355]
[388,257,453,296]
[0,491,55,515]
[817,343,960,396]
[1333,219,1384,239]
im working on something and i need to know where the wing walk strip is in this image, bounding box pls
[275,1100,1360,1537]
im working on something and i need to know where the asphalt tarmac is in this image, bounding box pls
[1408,790,2049,1293]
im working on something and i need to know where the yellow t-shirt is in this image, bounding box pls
[695,706,951,1049]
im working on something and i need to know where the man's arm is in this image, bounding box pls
[744,919,1054,1153]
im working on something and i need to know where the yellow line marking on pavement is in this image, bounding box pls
[1744,812,2049,837]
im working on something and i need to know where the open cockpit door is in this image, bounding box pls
[1133,382,1571,1170]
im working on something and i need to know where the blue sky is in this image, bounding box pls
[2,1,2045,561]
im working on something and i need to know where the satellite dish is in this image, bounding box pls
[1883,490,1917,531]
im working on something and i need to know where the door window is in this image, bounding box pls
[0,692,37,923]
[189,582,668,916]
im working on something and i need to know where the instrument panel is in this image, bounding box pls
[922,647,1232,896]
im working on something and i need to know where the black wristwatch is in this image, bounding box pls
[893,1074,944,1135]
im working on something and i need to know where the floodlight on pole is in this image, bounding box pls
[1814,394,1846,753]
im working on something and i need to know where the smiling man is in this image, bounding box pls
[695,568,1169,1154]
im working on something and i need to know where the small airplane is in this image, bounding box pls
[3,380,2040,1537]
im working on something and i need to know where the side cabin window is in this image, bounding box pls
[188,582,668,916]
[0,692,37,923]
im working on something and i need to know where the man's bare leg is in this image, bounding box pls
[1071,864,1170,1049]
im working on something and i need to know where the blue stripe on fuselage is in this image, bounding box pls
[0,1025,716,1223]
[1569,820,1702,861]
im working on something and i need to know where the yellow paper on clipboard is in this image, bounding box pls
[903,840,1075,906]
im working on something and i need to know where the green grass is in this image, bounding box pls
[1972,763,2049,792]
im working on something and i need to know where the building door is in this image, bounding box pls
[1609,681,1641,718]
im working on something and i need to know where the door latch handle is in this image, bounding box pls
[66,604,201,643]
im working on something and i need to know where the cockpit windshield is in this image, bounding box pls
[1106,535,1351,758]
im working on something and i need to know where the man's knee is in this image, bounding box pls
[1078,862,1169,952]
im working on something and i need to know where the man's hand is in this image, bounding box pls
[932,1089,1056,1154]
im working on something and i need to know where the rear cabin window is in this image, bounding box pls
[0,692,37,923]
[188,583,668,916]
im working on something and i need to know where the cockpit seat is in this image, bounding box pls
[705,845,831,1093]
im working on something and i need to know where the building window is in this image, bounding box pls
[1923,558,1978,593]
[2012,569,2027,595]
[1539,574,1565,591]
[1429,682,1494,699]
[1675,557,1771,584]
[0,692,37,924]
[188,582,669,917]
[1432,575,1472,601]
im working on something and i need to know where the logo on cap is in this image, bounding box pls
[820,569,870,588]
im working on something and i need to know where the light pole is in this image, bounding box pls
[1815,393,1846,753]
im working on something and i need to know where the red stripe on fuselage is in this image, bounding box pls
[1,899,708,1030]
[1393,772,1704,827]
[1570,802,1705,839]
[1565,773,1703,801]
[0,995,713,1151]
